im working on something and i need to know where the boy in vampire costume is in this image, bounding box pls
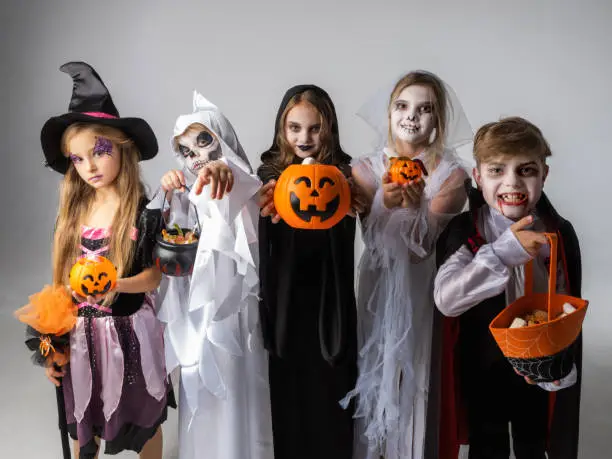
[434,117,583,459]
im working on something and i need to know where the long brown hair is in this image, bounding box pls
[387,71,448,168]
[265,90,337,178]
[53,123,146,304]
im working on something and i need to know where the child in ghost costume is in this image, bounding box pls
[152,91,274,459]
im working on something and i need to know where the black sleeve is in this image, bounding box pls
[549,218,583,459]
[134,206,162,270]
[559,219,582,298]
[435,212,472,269]
[321,216,357,365]
[258,214,277,353]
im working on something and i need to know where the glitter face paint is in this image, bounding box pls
[93,136,113,156]
[65,131,121,189]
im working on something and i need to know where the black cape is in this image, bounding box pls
[257,85,357,459]
[434,183,583,459]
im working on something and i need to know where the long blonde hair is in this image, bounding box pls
[53,123,146,303]
[387,71,448,170]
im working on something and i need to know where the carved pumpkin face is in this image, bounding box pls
[274,163,351,230]
[69,256,117,298]
[388,157,428,185]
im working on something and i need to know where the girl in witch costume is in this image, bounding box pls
[40,61,174,459]
[258,85,366,459]
[433,117,582,459]
[340,71,473,459]
[153,91,274,459]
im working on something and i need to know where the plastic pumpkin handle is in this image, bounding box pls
[524,232,558,320]
[411,158,429,176]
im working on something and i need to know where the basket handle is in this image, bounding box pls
[524,232,558,320]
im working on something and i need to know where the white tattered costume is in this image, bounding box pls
[151,92,274,459]
[340,73,473,459]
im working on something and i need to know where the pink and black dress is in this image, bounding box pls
[61,203,175,458]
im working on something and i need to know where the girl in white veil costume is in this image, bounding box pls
[151,91,274,459]
[340,71,473,459]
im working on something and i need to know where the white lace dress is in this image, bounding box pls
[343,147,468,459]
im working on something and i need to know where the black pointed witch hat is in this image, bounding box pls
[40,61,158,174]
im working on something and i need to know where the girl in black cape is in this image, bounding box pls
[257,85,362,459]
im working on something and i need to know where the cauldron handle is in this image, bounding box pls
[154,186,202,236]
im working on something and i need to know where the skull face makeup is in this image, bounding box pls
[390,84,437,148]
[474,154,548,221]
[175,123,222,175]
[170,91,252,187]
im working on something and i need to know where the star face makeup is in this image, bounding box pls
[474,154,548,221]
[176,126,222,175]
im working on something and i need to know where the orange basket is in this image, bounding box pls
[489,233,588,382]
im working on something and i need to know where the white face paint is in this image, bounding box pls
[176,125,222,175]
[474,154,548,221]
[390,84,436,147]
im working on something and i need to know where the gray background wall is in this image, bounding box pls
[2,0,610,457]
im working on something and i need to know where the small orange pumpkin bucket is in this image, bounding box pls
[489,233,588,382]
[388,157,428,185]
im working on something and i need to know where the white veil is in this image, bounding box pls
[357,69,473,154]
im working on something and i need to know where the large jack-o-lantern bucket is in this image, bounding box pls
[152,187,201,277]
[489,233,588,382]
[388,157,428,185]
[273,157,351,230]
